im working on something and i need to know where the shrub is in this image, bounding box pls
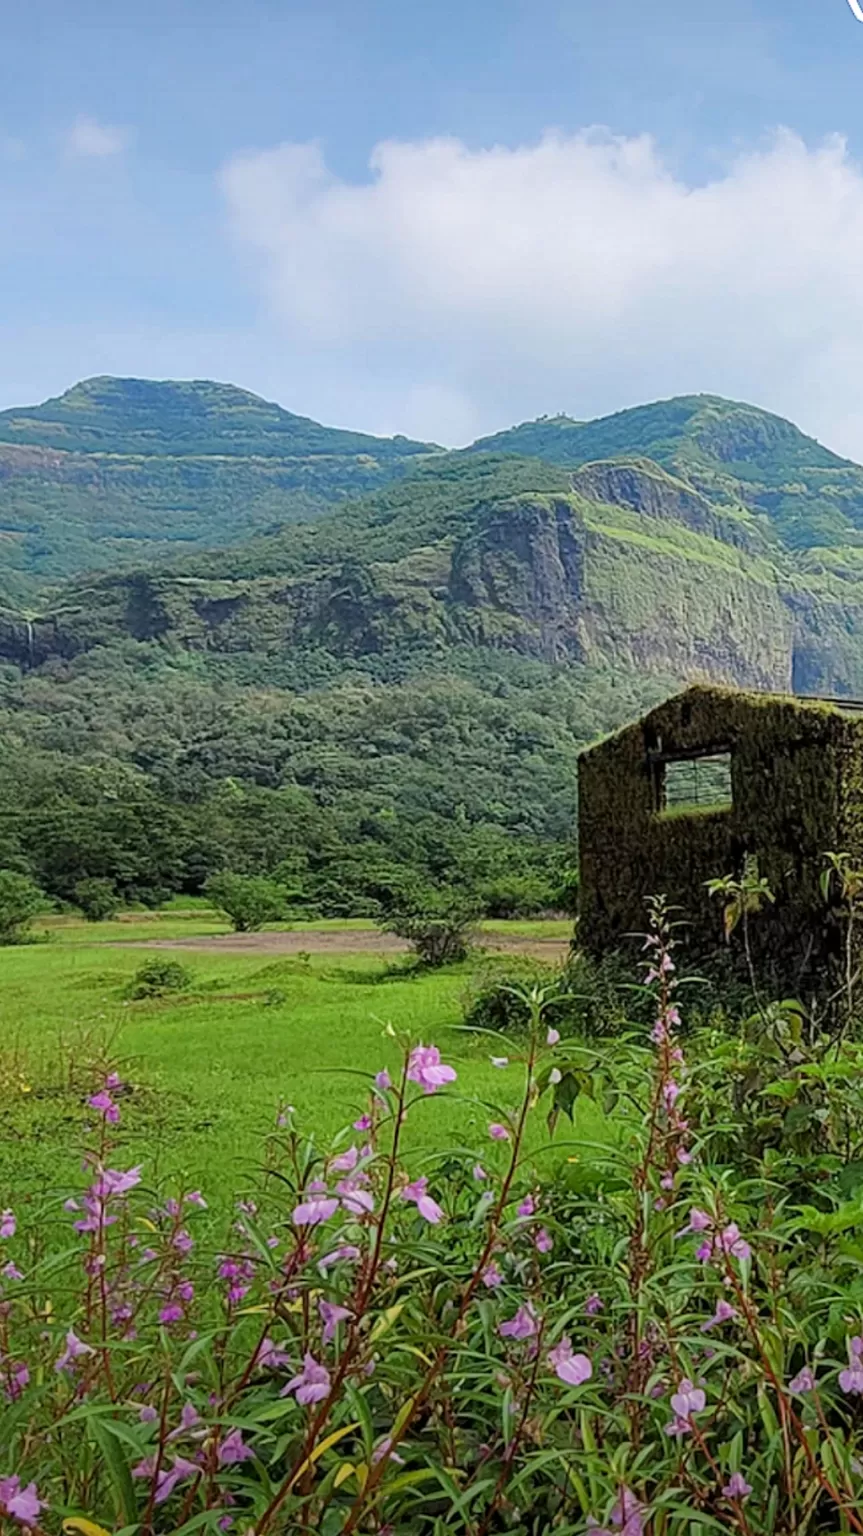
[0,868,45,945]
[73,876,120,922]
[479,873,557,918]
[205,872,288,932]
[10,906,863,1530]
[379,885,479,967]
[127,958,193,999]
[462,955,569,1033]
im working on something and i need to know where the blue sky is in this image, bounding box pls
[3,0,863,450]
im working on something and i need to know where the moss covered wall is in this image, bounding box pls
[578,685,863,986]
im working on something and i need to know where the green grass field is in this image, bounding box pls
[0,915,599,1212]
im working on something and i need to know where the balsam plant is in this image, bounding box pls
[6,902,863,1532]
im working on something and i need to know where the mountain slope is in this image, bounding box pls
[468,395,863,552]
[0,377,439,589]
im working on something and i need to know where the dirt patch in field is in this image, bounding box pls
[112,928,572,963]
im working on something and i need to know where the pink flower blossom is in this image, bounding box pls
[402,1177,443,1224]
[319,1299,352,1342]
[258,1337,291,1370]
[473,1164,487,1181]
[2,1362,29,1401]
[337,1179,374,1217]
[173,1229,194,1254]
[498,1305,537,1340]
[88,1089,120,1124]
[678,1207,712,1235]
[96,1166,142,1197]
[717,1223,751,1262]
[482,1261,504,1288]
[546,1027,560,1045]
[139,1404,158,1423]
[374,1068,392,1092]
[840,1337,863,1395]
[318,1244,361,1271]
[0,1211,15,1240]
[517,1194,536,1218]
[488,1123,510,1141]
[371,1436,405,1466]
[548,1336,592,1386]
[535,1227,553,1253]
[665,1377,706,1436]
[663,1081,681,1109]
[0,1475,46,1527]
[2,1263,24,1282]
[330,1145,359,1173]
[160,1303,184,1325]
[55,1329,95,1373]
[722,1472,752,1501]
[701,1299,737,1331]
[186,1190,207,1207]
[218,1429,254,1466]
[292,1194,339,1227]
[133,1454,199,1505]
[789,1364,816,1394]
[353,1114,372,1132]
[282,1352,331,1405]
[585,1292,604,1316]
[407,1044,457,1095]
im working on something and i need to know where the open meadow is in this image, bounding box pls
[0,911,600,1208]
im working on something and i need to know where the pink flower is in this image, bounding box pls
[701,1299,737,1331]
[258,1337,291,1370]
[319,1299,351,1342]
[88,1089,120,1124]
[482,1261,504,1289]
[282,1352,331,1405]
[96,1166,142,1197]
[473,1164,487,1181]
[2,1263,24,1282]
[488,1123,510,1141]
[0,1211,15,1240]
[371,1436,405,1466]
[546,1027,560,1045]
[678,1207,712,1236]
[665,1378,705,1436]
[585,1292,604,1315]
[374,1068,392,1092]
[0,1476,46,1528]
[789,1365,815,1394]
[55,1329,95,1373]
[149,1456,199,1505]
[517,1194,536,1218]
[840,1337,863,1395]
[186,1190,207,1207]
[663,1081,681,1109]
[331,1146,359,1173]
[353,1114,372,1132]
[318,1244,361,1272]
[718,1223,751,1262]
[534,1227,553,1254]
[722,1472,752,1500]
[292,1194,339,1226]
[407,1044,457,1095]
[337,1179,374,1217]
[139,1404,158,1423]
[548,1337,592,1386]
[498,1305,537,1340]
[2,1362,29,1401]
[160,1303,184,1325]
[218,1429,254,1466]
[173,1229,194,1254]
[402,1177,443,1224]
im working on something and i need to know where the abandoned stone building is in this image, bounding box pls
[577,685,863,989]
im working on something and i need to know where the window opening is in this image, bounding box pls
[655,751,733,815]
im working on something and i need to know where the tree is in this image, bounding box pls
[379,886,479,968]
[74,877,120,922]
[205,872,287,933]
[0,869,45,945]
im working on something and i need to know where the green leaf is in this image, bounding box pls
[90,1418,137,1527]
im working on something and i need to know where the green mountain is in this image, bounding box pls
[469,394,863,552]
[4,381,863,915]
[0,376,438,592]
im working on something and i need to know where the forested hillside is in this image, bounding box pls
[3,379,863,917]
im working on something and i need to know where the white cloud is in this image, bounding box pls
[67,115,128,159]
[221,128,863,455]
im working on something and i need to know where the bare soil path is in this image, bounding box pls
[111,928,572,963]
